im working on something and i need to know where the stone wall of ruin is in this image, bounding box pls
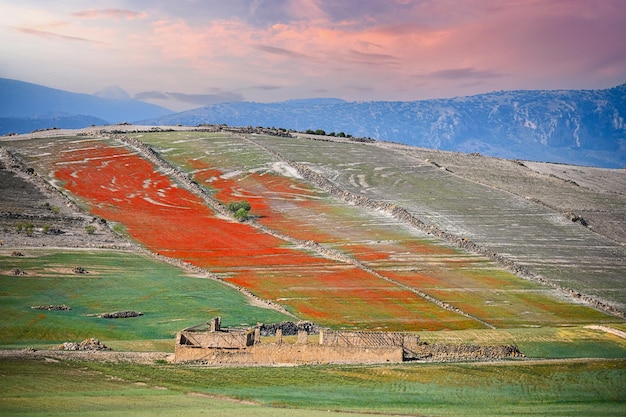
[177,330,254,349]
[174,343,404,365]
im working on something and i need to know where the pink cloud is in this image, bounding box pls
[15,27,102,43]
[11,0,621,102]
[71,9,147,20]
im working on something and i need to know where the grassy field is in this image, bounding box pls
[0,249,289,348]
[1,356,624,416]
[419,326,626,359]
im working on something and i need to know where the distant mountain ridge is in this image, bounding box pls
[142,85,626,168]
[0,78,172,134]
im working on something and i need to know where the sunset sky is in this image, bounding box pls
[1,0,625,111]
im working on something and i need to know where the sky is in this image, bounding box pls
[1,0,625,111]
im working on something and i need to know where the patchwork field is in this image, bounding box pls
[251,133,626,311]
[1,126,625,416]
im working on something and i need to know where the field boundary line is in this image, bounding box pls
[584,325,626,339]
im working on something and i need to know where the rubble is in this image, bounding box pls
[58,337,110,351]
[31,304,71,311]
[98,310,144,319]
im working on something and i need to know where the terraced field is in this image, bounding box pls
[132,131,616,329]
[2,129,623,334]
[251,134,626,312]
[1,126,625,417]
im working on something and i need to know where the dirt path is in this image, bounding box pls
[584,325,626,339]
[0,348,172,364]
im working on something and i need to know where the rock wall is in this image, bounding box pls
[174,343,404,365]
[408,343,524,362]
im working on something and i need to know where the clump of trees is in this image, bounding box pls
[226,200,252,221]
[305,129,352,138]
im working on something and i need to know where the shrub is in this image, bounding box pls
[226,201,251,213]
[234,207,249,222]
[85,225,96,234]
[226,200,251,221]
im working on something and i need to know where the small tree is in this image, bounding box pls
[226,200,252,221]
[85,225,96,235]
[233,207,249,222]
[226,201,251,213]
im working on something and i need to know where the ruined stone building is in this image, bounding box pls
[174,317,420,365]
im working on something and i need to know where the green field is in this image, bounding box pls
[0,249,289,348]
[1,357,624,416]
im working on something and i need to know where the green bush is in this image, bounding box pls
[226,201,251,213]
[233,207,249,222]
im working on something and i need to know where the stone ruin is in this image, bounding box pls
[174,317,410,365]
[57,337,110,351]
[173,317,523,366]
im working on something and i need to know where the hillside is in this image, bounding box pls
[141,85,626,168]
[1,125,625,415]
[2,125,624,321]
[0,78,172,134]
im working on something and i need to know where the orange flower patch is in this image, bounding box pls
[54,143,329,269]
[229,264,482,330]
[52,141,480,331]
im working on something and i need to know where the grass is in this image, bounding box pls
[419,326,626,359]
[0,249,289,347]
[1,357,624,416]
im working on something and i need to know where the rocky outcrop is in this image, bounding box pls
[58,338,110,351]
[98,311,143,319]
[31,305,71,311]
[259,321,321,336]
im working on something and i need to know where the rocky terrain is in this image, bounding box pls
[0,145,131,249]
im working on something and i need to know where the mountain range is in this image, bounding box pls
[2,77,625,168]
[0,78,171,134]
[142,85,626,168]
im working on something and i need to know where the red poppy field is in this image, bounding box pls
[131,132,614,329]
[51,138,489,330]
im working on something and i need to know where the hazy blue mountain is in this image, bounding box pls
[0,115,108,134]
[94,85,132,100]
[142,86,626,168]
[0,78,172,134]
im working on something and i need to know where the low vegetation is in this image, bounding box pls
[1,126,624,417]
[226,200,252,221]
[0,249,289,347]
[1,357,624,416]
